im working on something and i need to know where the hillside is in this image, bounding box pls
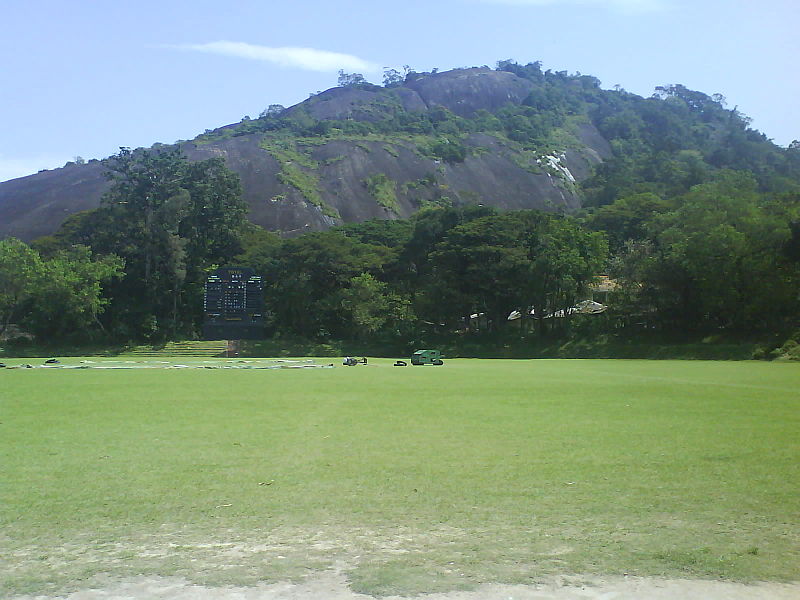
[2,61,799,347]
[1,62,797,244]
[0,67,609,241]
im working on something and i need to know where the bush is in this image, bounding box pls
[421,138,467,163]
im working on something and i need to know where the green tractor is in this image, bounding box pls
[411,349,444,366]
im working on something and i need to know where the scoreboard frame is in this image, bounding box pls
[202,267,265,340]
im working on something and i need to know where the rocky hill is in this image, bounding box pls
[2,63,794,242]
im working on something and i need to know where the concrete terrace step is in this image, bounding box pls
[118,340,230,357]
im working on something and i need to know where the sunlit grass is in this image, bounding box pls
[1,358,798,596]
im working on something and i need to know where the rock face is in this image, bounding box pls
[404,68,536,116]
[289,68,537,121]
[0,68,613,242]
[285,86,429,122]
[0,161,111,241]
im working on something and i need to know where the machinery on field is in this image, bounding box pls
[343,356,368,366]
[411,349,444,365]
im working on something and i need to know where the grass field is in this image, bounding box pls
[1,358,798,596]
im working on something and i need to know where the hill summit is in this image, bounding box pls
[1,61,796,242]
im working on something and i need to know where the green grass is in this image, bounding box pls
[1,358,798,596]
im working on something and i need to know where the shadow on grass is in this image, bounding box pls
[239,331,764,361]
[2,330,785,361]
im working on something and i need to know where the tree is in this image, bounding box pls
[337,273,412,339]
[337,70,367,87]
[0,238,45,337]
[65,147,247,340]
[402,204,496,284]
[179,157,246,277]
[259,104,285,118]
[382,68,403,87]
[97,148,190,338]
[0,239,123,341]
[21,246,124,340]
[234,226,283,275]
[619,172,797,331]
[427,213,531,330]
[265,231,392,338]
[423,137,468,163]
[526,214,607,325]
[336,219,413,286]
[586,192,672,251]
[420,212,607,333]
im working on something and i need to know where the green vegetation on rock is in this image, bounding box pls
[259,137,337,217]
[363,173,399,210]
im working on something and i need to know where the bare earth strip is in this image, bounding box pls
[10,573,800,600]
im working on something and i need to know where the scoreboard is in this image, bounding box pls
[202,267,265,340]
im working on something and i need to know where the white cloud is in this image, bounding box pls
[168,41,379,73]
[475,0,667,12]
[0,155,73,183]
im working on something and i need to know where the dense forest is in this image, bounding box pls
[2,61,799,357]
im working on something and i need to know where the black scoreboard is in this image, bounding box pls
[202,268,265,340]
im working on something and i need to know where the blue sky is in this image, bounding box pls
[1,0,798,182]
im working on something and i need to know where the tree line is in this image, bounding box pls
[2,147,245,342]
[236,204,607,342]
[2,59,800,349]
[2,150,797,348]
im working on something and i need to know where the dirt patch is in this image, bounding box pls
[4,525,799,599]
[9,573,800,600]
